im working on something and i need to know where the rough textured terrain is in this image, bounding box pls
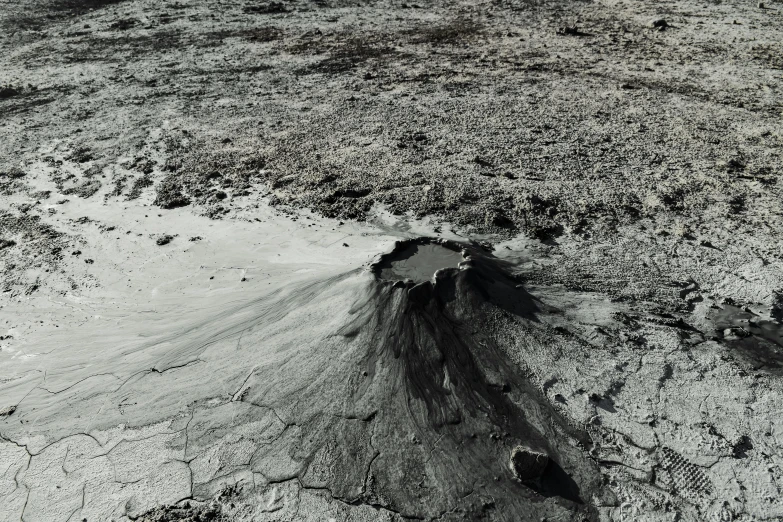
[1,0,783,520]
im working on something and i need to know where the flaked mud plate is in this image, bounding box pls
[709,304,783,374]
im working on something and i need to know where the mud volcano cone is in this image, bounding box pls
[232,238,599,520]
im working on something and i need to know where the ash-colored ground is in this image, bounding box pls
[1,0,783,521]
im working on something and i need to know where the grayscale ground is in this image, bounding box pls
[1,0,783,521]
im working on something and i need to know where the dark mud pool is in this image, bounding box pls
[378,242,464,282]
[711,304,783,372]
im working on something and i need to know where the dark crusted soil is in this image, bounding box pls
[0,210,68,294]
[138,500,223,522]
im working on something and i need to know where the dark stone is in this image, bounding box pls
[510,446,549,481]
[156,235,175,246]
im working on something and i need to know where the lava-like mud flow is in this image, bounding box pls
[309,237,600,518]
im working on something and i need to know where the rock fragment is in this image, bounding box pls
[651,19,669,30]
[0,85,20,99]
[510,446,549,481]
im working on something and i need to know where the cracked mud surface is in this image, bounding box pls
[2,0,783,521]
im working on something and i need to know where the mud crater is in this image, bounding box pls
[373,238,465,283]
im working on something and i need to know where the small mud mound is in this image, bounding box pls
[229,239,599,520]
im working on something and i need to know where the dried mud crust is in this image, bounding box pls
[0,242,603,522]
[3,232,782,522]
